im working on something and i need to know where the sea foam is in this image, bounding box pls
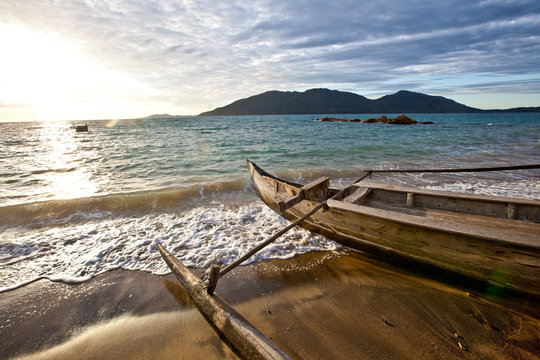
[0,201,340,292]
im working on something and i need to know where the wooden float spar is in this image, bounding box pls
[157,243,292,360]
[246,160,540,297]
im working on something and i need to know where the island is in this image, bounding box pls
[199,88,540,116]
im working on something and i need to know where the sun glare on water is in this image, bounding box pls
[35,121,98,200]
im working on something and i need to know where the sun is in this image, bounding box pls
[0,25,90,106]
[0,24,150,121]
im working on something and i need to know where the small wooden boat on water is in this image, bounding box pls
[72,123,88,132]
[247,160,540,297]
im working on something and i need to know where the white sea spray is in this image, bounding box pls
[0,202,341,292]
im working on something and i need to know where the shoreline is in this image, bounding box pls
[2,250,540,360]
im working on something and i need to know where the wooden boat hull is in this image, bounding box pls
[247,160,540,297]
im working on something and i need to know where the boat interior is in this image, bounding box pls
[328,181,540,245]
[335,182,537,220]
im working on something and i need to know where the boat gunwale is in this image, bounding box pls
[248,159,540,206]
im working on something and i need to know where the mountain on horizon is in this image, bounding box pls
[199,89,538,116]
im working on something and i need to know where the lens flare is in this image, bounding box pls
[486,268,509,299]
[106,119,120,127]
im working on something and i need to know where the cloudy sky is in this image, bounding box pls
[1,0,539,121]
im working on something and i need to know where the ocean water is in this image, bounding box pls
[1,113,539,291]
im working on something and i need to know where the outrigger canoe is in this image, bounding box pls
[247,160,540,297]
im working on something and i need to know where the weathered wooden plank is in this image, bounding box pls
[319,205,540,286]
[278,192,305,212]
[406,192,414,207]
[343,187,372,204]
[508,203,517,220]
[327,199,540,248]
[157,243,292,360]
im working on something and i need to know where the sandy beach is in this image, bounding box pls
[2,250,539,360]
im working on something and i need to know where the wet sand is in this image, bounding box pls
[1,250,539,360]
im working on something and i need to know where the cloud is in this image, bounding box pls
[441,77,540,93]
[0,0,539,119]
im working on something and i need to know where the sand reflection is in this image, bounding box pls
[14,311,238,360]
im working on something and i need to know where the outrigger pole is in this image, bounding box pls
[157,243,292,360]
[206,170,373,294]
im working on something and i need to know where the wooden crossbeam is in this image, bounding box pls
[278,176,329,212]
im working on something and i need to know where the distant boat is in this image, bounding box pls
[73,123,88,132]
[247,160,540,297]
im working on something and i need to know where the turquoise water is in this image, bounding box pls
[1,113,539,206]
[0,113,539,291]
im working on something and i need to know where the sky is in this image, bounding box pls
[1,0,539,121]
